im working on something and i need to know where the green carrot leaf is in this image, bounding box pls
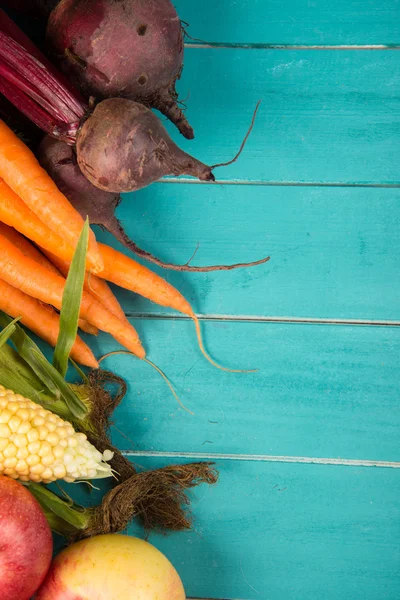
[53,219,89,377]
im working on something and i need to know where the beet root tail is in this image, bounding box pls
[105,214,270,273]
[153,88,194,140]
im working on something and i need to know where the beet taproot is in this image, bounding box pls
[47,0,194,139]
[39,134,270,272]
[76,98,213,193]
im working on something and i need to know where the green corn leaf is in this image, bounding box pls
[70,358,89,383]
[27,483,91,530]
[0,317,20,349]
[26,483,91,536]
[0,344,52,404]
[0,344,78,421]
[53,219,89,378]
[0,314,87,420]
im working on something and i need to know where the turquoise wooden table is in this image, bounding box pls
[63,2,400,598]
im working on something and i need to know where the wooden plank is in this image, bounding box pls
[95,185,400,321]
[174,0,400,46]
[162,49,400,184]
[121,458,400,600]
[83,320,400,462]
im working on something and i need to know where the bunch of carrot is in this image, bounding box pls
[0,119,221,369]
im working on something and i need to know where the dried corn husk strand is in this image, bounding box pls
[69,369,219,538]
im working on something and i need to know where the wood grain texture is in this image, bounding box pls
[10,3,399,599]
[80,320,400,462]
[107,458,400,600]
[96,185,400,320]
[164,48,400,184]
[174,0,400,46]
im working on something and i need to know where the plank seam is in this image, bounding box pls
[158,179,400,188]
[126,313,400,327]
[122,451,400,469]
[185,42,400,50]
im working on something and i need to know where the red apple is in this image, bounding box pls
[0,475,53,600]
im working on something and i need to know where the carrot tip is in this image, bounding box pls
[193,316,257,374]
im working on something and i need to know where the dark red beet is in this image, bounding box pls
[47,0,194,139]
[76,98,214,193]
[39,134,269,272]
[0,0,53,17]
[38,134,121,227]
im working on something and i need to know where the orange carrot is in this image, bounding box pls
[0,187,243,369]
[0,221,61,274]
[0,223,98,336]
[0,278,98,368]
[98,245,244,372]
[43,250,127,323]
[0,178,83,264]
[0,124,103,273]
[0,188,125,322]
[99,244,193,316]
[0,234,144,358]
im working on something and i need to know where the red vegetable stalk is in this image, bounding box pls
[0,9,84,144]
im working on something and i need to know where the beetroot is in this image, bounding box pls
[0,14,217,192]
[47,0,194,139]
[77,98,212,193]
[39,134,270,272]
[1,0,58,17]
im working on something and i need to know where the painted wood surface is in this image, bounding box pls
[144,459,400,600]
[96,185,400,321]
[7,1,398,599]
[70,458,400,600]
[88,2,398,596]
[85,322,400,463]
[174,0,400,46]
[163,48,400,185]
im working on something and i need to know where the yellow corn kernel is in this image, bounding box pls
[0,410,12,424]
[46,432,60,446]
[26,454,40,467]
[8,416,21,433]
[27,428,39,443]
[14,434,28,448]
[28,441,41,455]
[3,444,17,458]
[0,385,112,484]
[16,447,29,460]
[38,441,52,457]
[0,424,11,437]
[4,457,17,469]
[41,453,55,467]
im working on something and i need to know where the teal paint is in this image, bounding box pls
[13,3,399,598]
[84,321,400,463]
[94,185,400,321]
[161,49,400,184]
[125,459,400,600]
[174,0,400,46]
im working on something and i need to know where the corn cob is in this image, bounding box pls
[0,385,113,484]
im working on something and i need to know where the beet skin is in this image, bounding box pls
[47,0,194,139]
[76,98,214,193]
[38,134,121,227]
